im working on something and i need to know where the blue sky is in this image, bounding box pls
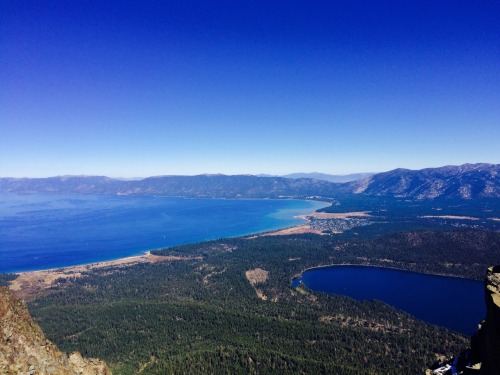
[2,1,499,177]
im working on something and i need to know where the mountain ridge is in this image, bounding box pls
[344,163,498,199]
[259,172,375,182]
[1,163,498,200]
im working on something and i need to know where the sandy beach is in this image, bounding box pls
[257,224,324,237]
[8,209,367,299]
[295,211,371,220]
[254,211,371,237]
[8,252,198,300]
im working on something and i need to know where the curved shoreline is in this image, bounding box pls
[9,211,319,278]
[6,201,332,299]
[291,262,481,285]
[290,263,484,336]
[250,210,371,238]
[2,197,330,275]
[8,251,201,301]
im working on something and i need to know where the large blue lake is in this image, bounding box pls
[293,266,485,335]
[0,194,327,273]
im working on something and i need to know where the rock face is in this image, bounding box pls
[0,287,111,375]
[428,266,500,374]
[478,266,500,374]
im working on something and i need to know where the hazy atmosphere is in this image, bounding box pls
[2,1,499,177]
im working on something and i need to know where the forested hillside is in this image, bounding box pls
[25,224,500,374]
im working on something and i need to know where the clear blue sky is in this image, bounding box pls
[2,1,499,177]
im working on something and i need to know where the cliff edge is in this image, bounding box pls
[479,266,500,374]
[429,265,500,374]
[0,287,111,375]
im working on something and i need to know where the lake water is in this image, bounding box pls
[293,266,485,335]
[0,194,327,273]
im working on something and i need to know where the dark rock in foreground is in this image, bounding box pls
[428,265,500,374]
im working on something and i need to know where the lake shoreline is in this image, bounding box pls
[1,195,330,274]
[9,215,317,278]
[8,251,201,301]
[6,201,331,299]
[8,204,478,301]
[5,221,309,276]
[292,263,485,335]
[292,262,482,284]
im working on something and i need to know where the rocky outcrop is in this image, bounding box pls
[68,352,111,375]
[428,266,500,374]
[0,287,111,375]
[478,266,500,374]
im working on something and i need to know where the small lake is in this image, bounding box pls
[292,266,485,335]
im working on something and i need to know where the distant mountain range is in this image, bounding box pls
[342,163,499,200]
[284,172,375,183]
[259,172,375,183]
[1,163,498,200]
[0,174,339,199]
